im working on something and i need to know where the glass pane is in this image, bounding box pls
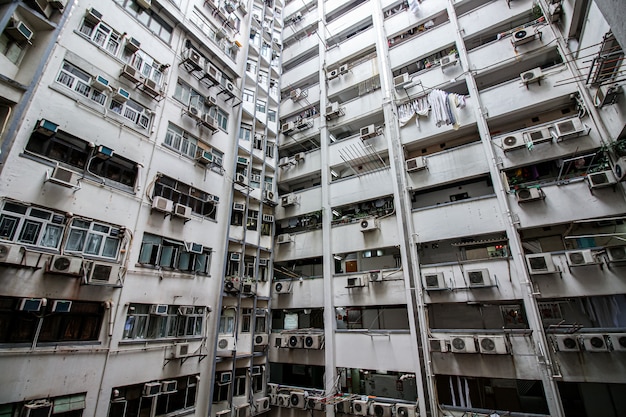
[160,246,174,267]
[0,215,19,240]
[41,224,63,248]
[66,229,87,251]
[178,252,190,270]
[84,233,103,255]
[103,237,120,258]
[17,220,42,244]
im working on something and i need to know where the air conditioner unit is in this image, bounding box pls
[258,258,269,266]
[352,400,369,416]
[613,157,626,181]
[254,333,269,346]
[23,401,52,417]
[124,37,141,53]
[85,7,103,23]
[181,49,204,70]
[606,246,626,262]
[351,214,376,231]
[581,334,609,352]
[478,335,508,354]
[96,145,114,159]
[157,380,177,394]
[547,2,562,22]
[241,280,256,294]
[566,249,597,266]
[143,382,161,397]
[152,196,173,213]
[225,81,236,93]
[276,234,293,244]
[143,78,161,96]
[346,276,365,288]
[274,281,291,293]
[150,304,168,315]
[235,404,250,417]
[511,28,536,47]
[281,122,295,134]
[595,84,622,108]
[395,404,417,417]
[238,1,248,14]
[554,118,586,141]
[277,394,291,407]
[440,54,458,69]
[267,383,278,395]
[360,124,378,140]
[230,252,241,261]
[113,87,130,102]
[294,152,305,162]
[466,269,491,287]
[523,127,553,145]
[18,298,45,312]
[91,75,110,91]
[278,157,291,167]
[281,194,296,207]
[6,20,33,42]
[172,342,192,359]
[136,0,151,8]
[290,392,306,409]
[449,335,476,353]
[325,102,342,120]
[406,156,427,172]
[0,243,24,265]
[217,336,235,351]
[336,400,352,414]
[195,149,213,165]
[423,272,445,290]
[256,397,271,413]
[370,403,393,417]
[609,333,626,351]
[307,396,325,411]
[216,410,231,417]
[50,300,71,313]
[290,89,302,101]
[262,214,274,224]
[263,190,276,203]
[339,64,349,75]
[121,64,142,83]
[303,334,323,349]
[526,253,557,274]
[173,203,192,220]
[202,113,217,129]
[501,133,527,152]
[520,67,543,85]
[554,334,580,352]
[233,202,245,212]
[368,271,382,282]
[224,277,240,293]
[393,73,411,89]
[236,156,249,166]
[48,255,83,275]
[235,173,248,185]
[35,118,58,136]
[588,170,617,189]
[86,262,121,286]
[327,69,339,80]
[286,334,303,348]
[46,165,79,188]
[516,187,544,203]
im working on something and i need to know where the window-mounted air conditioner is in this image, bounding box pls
[526,253,557,274]
[582,334,609,352]
[6,19,33,43]
[327,69,339,80]
[152,196,173,213]
[86,262,120,286]
[254,333,269,346]
[121,64,142,83]
[91,75,110,91]
[276,233,294,244]
[281,121,295,134]
[516,187,544,203]
[230,253,241,262]
[466,269,491,287]
[346,276,365,288]
[143,382,161,397]
[406,156,427,172]
[235,404,249,417]
[511,28,537,47]
[440,54,458,69]
[478,335,508,354]
[142,78,161,96]
[35,119,58,136]
[241,280,256,294]
[125,36,141,53]
[606,246,626,262]
[449,335,476,353]
[258,258,269,266]
[277,393,291,407]
[595,84,622,108]
[96,145,114,159]
[23,401,52,417]
[614,157,626,181]
[501,133,527,152]
[307,396,325,411]
[303,334,324,349]
[554,334,580,352]
[233,202,245,212]
[217,336,235,352]
[0,243,24,265]
[352,400,369,416]
[360,124,378,140]
[150,304,168,315]
[609,333,626,351]
[48,255,83,275]
[520,67,542,85]
[195,149,213,165]
[370,403,393,417]
[395,404,417,417]
[423,272,446,290]
[290,392,306,409]
[566,249,597,267]
[178,306,196,316]
[274,281,291,293]
[281,194,296,207]
[85,7,103,23]
[46,165,79,188]
[18,298,45,312]
[554,117,586,141]
[236,156,249,166]
[522,127,552,146]
[339,64,349,75]
[393,73,411,89]
[588,170,617,189]
[359,217,379,232]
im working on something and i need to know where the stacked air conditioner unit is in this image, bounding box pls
[477,335,508,354]
[449,335,477,353]
[525,253,558,274]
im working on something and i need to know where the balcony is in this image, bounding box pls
[457,0,534,39]
[334,331,418,371]
[388,22,456,70]
[327,26,376,68]
[330,215,400,254]
[281,55,320,90]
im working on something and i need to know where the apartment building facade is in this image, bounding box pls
[0,0,625,417]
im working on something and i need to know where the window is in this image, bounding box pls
[239,124,252,141]
[265,141,275,158]
[255,309,267,332]
[0,296,104,344]
[247,210,259,230]
[269,82,279,97]
[65,219,121,259]
[109,375,198,417]
[213,376,230,403]
[253,134,264,150]
[134,50,163,85]
[268,110,276,123]
[264,176,273,192]
[208,107,229,131]
[258,70,268,87]
[0,201,66,249]
[153,175,219,220]
[246,60,257,74]
[138,233,211,274]
[231,209,244,226]
[241,308,252,332]
[243,89,255,103]
[115,0,173,43]
[256,99,266,114]
[0,28,27,65]
[78,19,122,55]
[219,308,236,334]
[173,79,211,112]
[252,370,263,393]
[234,369,246,397]
[123,304,205,340]
[164,123,198,159]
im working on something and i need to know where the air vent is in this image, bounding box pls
[423,272,445,290]
[466,269,491,287]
